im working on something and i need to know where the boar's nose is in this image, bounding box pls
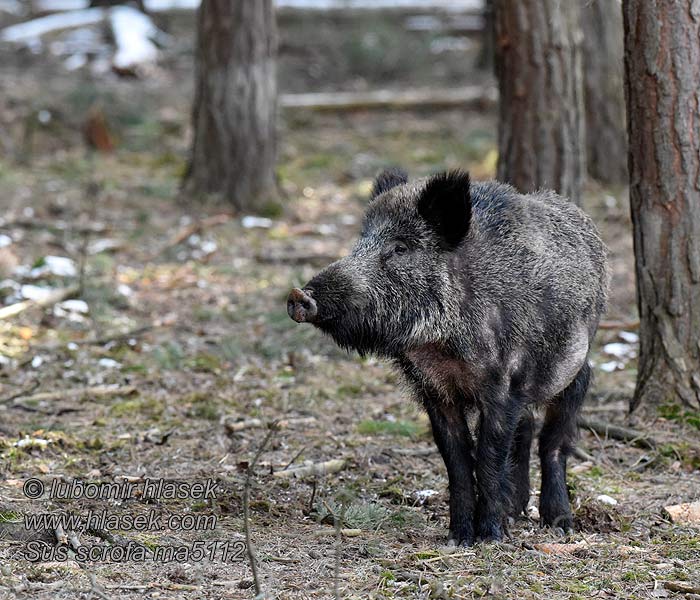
[287,288,318,323]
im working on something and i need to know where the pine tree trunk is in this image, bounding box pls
[184,0,277,212]
[581,0,627,185]
[493,0,585,205]
[623,1,700,410]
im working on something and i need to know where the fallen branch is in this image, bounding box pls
[598,319,640,330]
[0,285,79,320]
[663,581,700,595]
[280,86,497,112]
[571,446,595,462]
[223,416,316,433]
[254,252,341,266]
[577,417,657,449]
[148,213,233,260]
[314,528,361,537]
[274,459,345,479]
[2,384,135,405]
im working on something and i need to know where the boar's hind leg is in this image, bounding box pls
[423,398,476,547]
[539,362,591,532]
[510,409,534,517]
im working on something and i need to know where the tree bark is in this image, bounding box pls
[493,0,585,205]
[184,0,277,212]
[581,0,627,185]
[623,1,700,410]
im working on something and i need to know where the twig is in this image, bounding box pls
[244,425,276,597]
[577,417,657,449]
[80,325,154,347]
[0,285,79,320]
[571,446,595,462]
[282,446,307,470]
[148,213,233,260]
[0,381,40,405]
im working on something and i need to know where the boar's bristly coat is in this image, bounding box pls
[287,169,609,545]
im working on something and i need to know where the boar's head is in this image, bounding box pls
[287,169,471,357]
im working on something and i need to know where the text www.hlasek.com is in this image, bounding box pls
[24,510,217,532]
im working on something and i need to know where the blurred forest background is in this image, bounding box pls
[0,1,698,599]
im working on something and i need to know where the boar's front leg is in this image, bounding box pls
[475,396,521,541]
[422,395,476,546]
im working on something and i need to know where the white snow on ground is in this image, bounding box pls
[0,8,104,43]
[144,0,482,11]
[0,0,22,15]
[34,0,89,10]
[109,5,160,70]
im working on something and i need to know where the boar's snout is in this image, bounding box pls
[287,288,318,323]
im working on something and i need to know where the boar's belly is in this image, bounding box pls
[406,343,475,400]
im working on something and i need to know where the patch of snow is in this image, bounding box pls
[242,216,273,229]
[58,299,89,313]
[0,0,23,15]
[15,436,51,448]
[88,238,121,254]
[35,0,89,10]
[20,285,54,302]
[117,284,134,297]
[110,5,160,70]
[603,342,636,359]
[414,489,438,503]
[64,52,87,70]
[0,8,105,44]
[596,494,618,506]
[618,330,639,344]
[40,255,78,277]
[599,360,624,373]
[98,358,121,369]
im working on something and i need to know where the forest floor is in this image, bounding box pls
[1,7,699,600]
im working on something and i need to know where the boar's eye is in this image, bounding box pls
[393,241,409,255]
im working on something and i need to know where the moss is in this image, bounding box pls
[357,419,425,438]
[110,397,163,419]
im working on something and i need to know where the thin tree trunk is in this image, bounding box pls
[623,0,700,410]
[184,0,277,212]
[494,0,585,205]
[581,0,627,185]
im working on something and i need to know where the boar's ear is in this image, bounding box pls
[417,170,472,250]
[371,167,408,200]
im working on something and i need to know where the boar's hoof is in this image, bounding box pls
[447,525,475,547]
[287,288,318,323]
[476,519,504,543]
[539,509,574,534]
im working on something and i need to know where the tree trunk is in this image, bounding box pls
[493,0,585,205]
[623,1,700,410]
[581,0,627,185]
[184,0,277,212]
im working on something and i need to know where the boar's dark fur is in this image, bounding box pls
[288,169,609,546]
